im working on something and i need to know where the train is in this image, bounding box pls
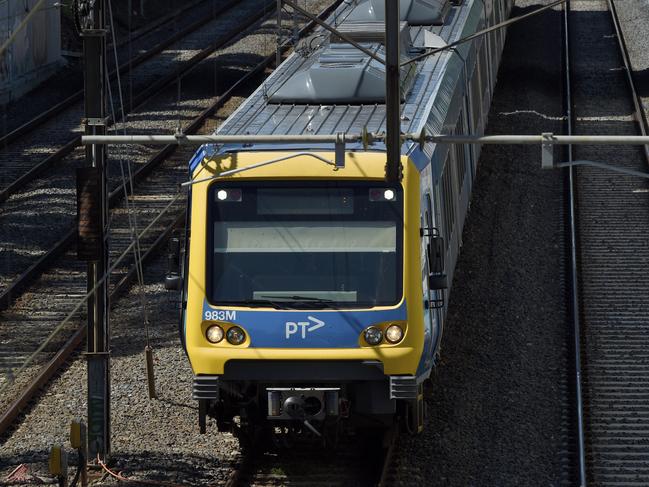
[166,0,513,442]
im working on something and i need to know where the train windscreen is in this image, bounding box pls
[207,181,403,309]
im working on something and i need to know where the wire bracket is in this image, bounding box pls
[83,117,107,127]
[335,132,346,169]
[541,132,555,169]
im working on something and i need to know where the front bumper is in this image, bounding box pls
[188,346,418,376]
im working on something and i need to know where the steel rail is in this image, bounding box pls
[564,0,648,484]
[0,0,241,151]
[563,0,587,485]
[606,0,649,165]
[0,0,344,437]
[377,425,399,487]
[226,425,397,487]
[111,0,209,50]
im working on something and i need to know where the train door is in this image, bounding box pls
[468,49,483,167]
[483,0,494,95]
[455,106,471,223]
[420,193,435,367]
[492,0,503,72]
[431,174,449,356]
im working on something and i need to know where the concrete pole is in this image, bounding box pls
[80,0,110,462]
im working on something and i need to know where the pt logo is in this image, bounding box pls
[285,316,325,339]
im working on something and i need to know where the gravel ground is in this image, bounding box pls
[395,1,570,485]
[0,256,241,486]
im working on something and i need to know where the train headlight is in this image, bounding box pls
[226,326,246,345]
[364,326,383,346]
[385,324,404,344]
[205,325,224,344]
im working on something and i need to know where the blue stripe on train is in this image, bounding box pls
[202,299,407,348]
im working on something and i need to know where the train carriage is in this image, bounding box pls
[170,0,514,438]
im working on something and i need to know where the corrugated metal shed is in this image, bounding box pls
[0,0,61,104]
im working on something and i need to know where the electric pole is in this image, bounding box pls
[385,0,402,182]
[76,0,110,461]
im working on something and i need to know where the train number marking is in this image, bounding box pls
[204,310,236,321]
[285,316,325,339]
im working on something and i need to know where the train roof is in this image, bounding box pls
[197,0,486,165]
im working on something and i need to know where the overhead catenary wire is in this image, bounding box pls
[106,0,152,346]
[401,0,567,66]
[279,0,567,68]
[106,0,157,399]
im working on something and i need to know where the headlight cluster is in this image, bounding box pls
[205,325,246,345]
[363,324,404,345]
[385,324,404,343]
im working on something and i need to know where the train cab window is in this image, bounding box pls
[207,181,404,309]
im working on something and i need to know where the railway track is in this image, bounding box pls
[0,0,271,302]
[0,0,343,439]
[564,0,649,484]
[226,426,399,486]
[0,0,247,206]
[0,0,227,148]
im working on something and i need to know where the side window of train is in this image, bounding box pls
[424,194,447,291]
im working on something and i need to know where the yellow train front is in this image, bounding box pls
[183,152,432,437]
[172,0,513,439]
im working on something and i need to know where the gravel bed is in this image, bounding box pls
[395,1,570,485]
[0,256,241,486]
[569,0,649,482]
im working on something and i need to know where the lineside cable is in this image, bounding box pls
[106,0,156,398]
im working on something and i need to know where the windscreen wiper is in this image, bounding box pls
[260,295,335,302]
[259,295,336,308]
[241,299,287,309]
